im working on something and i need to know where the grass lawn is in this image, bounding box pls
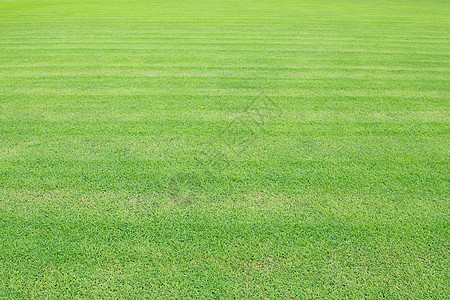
[0,0,449,298]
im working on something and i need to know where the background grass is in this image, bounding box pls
[0,0,449,298]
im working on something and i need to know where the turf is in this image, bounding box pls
[0,0,449,298]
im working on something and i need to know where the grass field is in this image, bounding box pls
[0,0,449,298]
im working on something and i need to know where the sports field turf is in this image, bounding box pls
[0,0,449,298]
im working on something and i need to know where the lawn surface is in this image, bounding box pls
[0,0,449,298]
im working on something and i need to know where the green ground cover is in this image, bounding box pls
[0,0,449,298]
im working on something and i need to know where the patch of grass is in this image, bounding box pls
[1,0,449,298]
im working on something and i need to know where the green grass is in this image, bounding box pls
[0,0,449,298]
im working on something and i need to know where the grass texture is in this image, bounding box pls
[0,0,449,298]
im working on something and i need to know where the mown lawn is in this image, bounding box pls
[0,0,449,298]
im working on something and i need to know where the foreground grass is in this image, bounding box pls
[0,0,449,298]
[1,190,448,298]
